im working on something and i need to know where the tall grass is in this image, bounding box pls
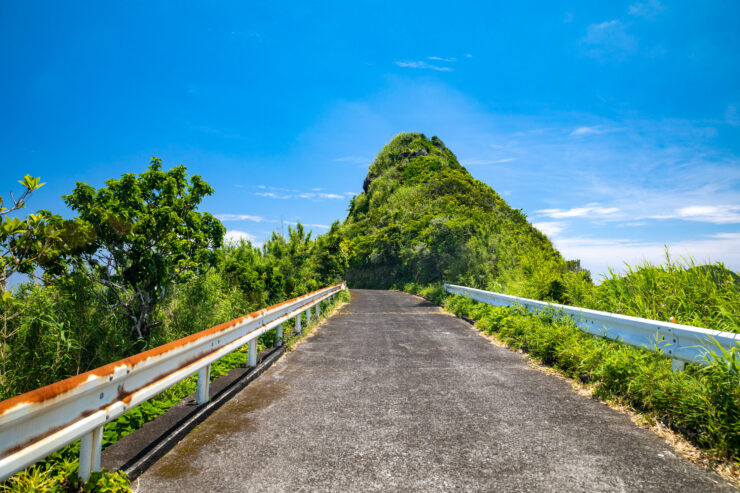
[562,254,740,334]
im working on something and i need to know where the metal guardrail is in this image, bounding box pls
[444,283,740,371]
[0,282,346,481]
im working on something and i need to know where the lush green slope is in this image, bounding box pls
[342,132,568,298]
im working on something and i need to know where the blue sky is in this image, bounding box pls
[1,1,739,279]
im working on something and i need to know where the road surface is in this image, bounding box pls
[137,289,733,492]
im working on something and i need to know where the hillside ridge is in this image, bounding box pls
[340,132,568,298]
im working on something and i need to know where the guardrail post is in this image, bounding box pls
[306,307,311,325]
[276,323,283,347]
[671,359,686,371]
[196,364,211,404]
[315,302,320,319]
[248,339,257,367]
[295,313,302,334]
[78,425,103,480]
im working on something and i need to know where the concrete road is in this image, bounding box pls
[137,290,734,492]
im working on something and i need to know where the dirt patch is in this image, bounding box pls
[150,380,290,479]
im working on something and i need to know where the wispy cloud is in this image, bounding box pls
[651,205,740,224]
[285,221,330,230]
[461,157,516,165]
[570,125,602,136]
[428,56,456,62]
[537,205,620,219]
[395,61,453,72]
[256,191,291,199]
[582,20,638,59]
[255,188,347,201]
[532,221,565,237]
[628,0,665,18]
[215,214,264,222]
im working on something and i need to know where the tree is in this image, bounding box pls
[62,159,225,339]
[313,221,350,284]
[1,175,61,384]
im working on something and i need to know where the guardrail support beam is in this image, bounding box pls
[248,339,257,367]
[671,359,686,372]
[196,364,211,404]
[78,425,103,481]
[276,323,283,347]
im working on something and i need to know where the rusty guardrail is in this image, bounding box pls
[0,282,346,481]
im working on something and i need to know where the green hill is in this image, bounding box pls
[341,132,569,298]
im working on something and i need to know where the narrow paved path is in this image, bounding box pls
[137,290,733,492]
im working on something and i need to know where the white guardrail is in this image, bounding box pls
[444,284,740,371]
[0,282,346,482]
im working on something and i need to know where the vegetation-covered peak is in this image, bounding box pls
[361,132,459,193]
[342,132,568,297]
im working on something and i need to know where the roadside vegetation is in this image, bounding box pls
[0,164,348,491]
[1,132,738,489]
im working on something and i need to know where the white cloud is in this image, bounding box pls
[428,56,456,62]
[711,232,740,240]
[628,0,665,18]
[224,230,256,245]
[532,221,565,237]
[570,126,602,136]
[256,191,290,199]
[582,20,638,59]
[552,234,740,281]
[256,189,347,200]
[285,221,330,230]
[674,205,740,224]
[395,61,454,72]
[215,214,264,222]
[465,54,473,58]
[537,205,620,219]
[461,157,516,165]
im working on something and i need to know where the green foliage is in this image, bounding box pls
[341,133,564,295]
[1,175,63,388]
[60,159,225,338]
